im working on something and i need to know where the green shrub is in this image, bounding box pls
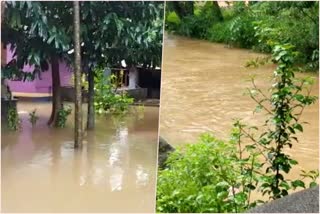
[228,13,257,49]
[208,21,232,43]
[94,69,134,115]
[166,1,319,71]
[157,133,261,213]
[57,105,72,128]
[157,43,319,213]
[166,11,181,32]
[7,106,21,131]
[251,2,319,69]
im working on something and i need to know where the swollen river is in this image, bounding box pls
[160,34,319,183]
[2,102,159,212]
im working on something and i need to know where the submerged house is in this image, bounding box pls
[3,45,161,100]
[5,46,72,95]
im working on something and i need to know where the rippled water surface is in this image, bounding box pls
[160,34,319,180]
[2,102,159,212]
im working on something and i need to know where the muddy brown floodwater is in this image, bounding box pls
[160,34,319,185]
[1,102,159,212]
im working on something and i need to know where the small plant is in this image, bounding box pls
[7,106,21,131]
[94,68,134,115]
[57,105,72,128]
[244,43,318,199]
[28,109,39,127]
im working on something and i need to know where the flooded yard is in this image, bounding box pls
[2,101,159,212]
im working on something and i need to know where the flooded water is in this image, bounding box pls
[160,34,319,180]
[1,101,159,212]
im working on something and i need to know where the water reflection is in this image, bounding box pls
[1,102,159,212]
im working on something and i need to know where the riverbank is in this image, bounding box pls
[165,1,319,71]
[159,33,319,182]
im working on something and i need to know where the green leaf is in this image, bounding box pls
[291,180,305,189]
[289,159,298,165]
[47,35,55,44]
[309,182,317,188]
[293,124,303,132]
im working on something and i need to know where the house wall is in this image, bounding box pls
[6,45,72,93]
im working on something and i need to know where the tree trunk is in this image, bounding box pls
[48,56,62,127]
[73,1,82,148]
[212,1,224,22]
[86,69,95,130]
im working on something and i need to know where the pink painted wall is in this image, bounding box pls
[6,45,72,93]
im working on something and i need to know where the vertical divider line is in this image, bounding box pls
[153,1,167,212]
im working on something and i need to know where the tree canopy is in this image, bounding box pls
[1,1,164,79]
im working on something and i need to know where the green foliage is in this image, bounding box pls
[157,43,318,212]
[2,1,72,80]
[157,133,262,213]
[245,43,318,199]
[228,13,257,48]
[7,106,21,131]
[166,1,319,71]
[165,11,181,32]
[2,1,164,81]
[245,56,271,68]
[94,69,134,115]
[208,20,231,43]
[166,2,223,39]
[28,109,39,127]
[57,105,72,128]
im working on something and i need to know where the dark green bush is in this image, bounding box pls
[228,13,257,48]
[165,1,319,71]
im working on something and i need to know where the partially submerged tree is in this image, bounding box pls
[73,1,82,148]
[2,1,164,130]
[78,1,164,128]
[2,1,73,127]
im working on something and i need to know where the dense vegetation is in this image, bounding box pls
[157,41,319,212]
[166,1,319,71]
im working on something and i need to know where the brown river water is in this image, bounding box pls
[1,102,159,212]
[160,34,319,183]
